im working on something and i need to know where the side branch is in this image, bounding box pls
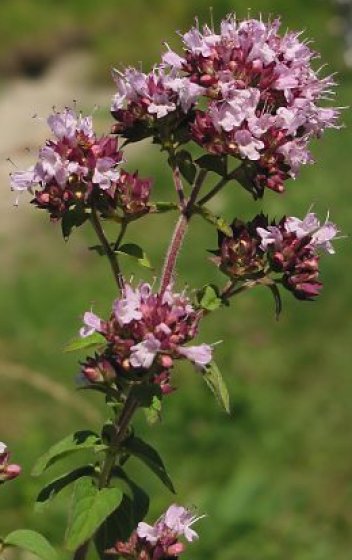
[90,206,124,292]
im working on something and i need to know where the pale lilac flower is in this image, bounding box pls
[47,108,78,141]
[130,335,161,368]
[137,504,204,544]
[80,311,102,338]
[163,504,204,542]
[92,157,120,190]
[278,140,313,176]
[235,130,264,161]
[257,226,284,251]
[178,344,212,367]
[285,212,339,254]
[113,284,142,325]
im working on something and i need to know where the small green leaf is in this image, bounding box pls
[64,332,106,353]
[151,201,178,213]
[32,431,101,476]
[35,466,96,511]
[144,395,162,425]
[195,206,232,236]
[174,150,196,184]
[4,530,58,560]
[88,244,106,256]
[123,436,175,493]
[197,284,222,311]
[94,495,134,558]
[203,361,231,414]
[115,243,153,269]
[196,154,227,176]
[65,478,123,551]
[268,283,282,320]
[61,205,89,240]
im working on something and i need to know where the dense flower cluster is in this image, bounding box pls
[0,442,21,484]
[112,15,339,194]
[107,504,203,559]
[80,283,212,391]
[213,211,338,300]
[10,108,152,221]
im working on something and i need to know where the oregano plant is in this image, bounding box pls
[2,13,342,560]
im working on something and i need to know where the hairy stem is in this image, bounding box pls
[90,206,124,291]
[160,168,208,294]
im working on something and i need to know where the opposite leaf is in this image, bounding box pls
[197,284,222,312]
[123,436,175,493]
[64,332,106,353]
[4,530,58,560]
[115,243,153,269]
[65,478,123,551]
[35,465,96,511]
[203,361,231,414]
[32,430,101,476]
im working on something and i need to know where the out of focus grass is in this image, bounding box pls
[1,2,352,559]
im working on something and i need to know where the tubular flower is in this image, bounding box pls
[107,504,204,559]
[213,212,339,300]
[79,283,213,391]
[0,442,21,484]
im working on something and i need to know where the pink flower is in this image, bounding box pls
[137,504,204,544]
[130,335,161,369]
[178,344,212,367]
[0,442,21,484]
[80,311,102,338]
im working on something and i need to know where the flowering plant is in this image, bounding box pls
[2,13,342,560]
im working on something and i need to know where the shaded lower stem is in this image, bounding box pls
[90,206,124,292]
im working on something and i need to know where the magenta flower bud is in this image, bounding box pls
[4,464,22,480]
[160,355,173,369]
[167,542,185,555]
[0,442,21,484]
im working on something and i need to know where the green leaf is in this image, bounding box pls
[174,150,196,184]
[144,395,162,425]
[61,205,89,240]
[151,201,178,213]
[196,154,227,176]
[195,206,232,237]
[4,530,58,560]
[268,283,282,320]
[112,467,150,525]
[130,384,162,408]
[115,243,153,269]
[32,431,101,476]
[64,332,106,353]
[94,495,134,559]
[65,478,123,551]
[197,284,222,311]
[35,466,96,511]
[123,436,175,493]
[203,361,231,414]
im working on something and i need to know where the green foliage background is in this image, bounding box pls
[1,1,352,559]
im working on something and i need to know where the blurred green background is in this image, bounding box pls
[0,1,351,559]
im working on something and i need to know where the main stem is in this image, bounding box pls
[159,168,207,295]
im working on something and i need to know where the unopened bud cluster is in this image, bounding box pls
[213,211,338,300]
[0,442,21,484]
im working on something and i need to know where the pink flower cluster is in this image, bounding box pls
[257,212,338,299]
[80,283,213,391]
[112,15,339,194]
[214,211,338,300]
[108,504,203,559]
[0,442,21,484]
[10,108,152,221]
